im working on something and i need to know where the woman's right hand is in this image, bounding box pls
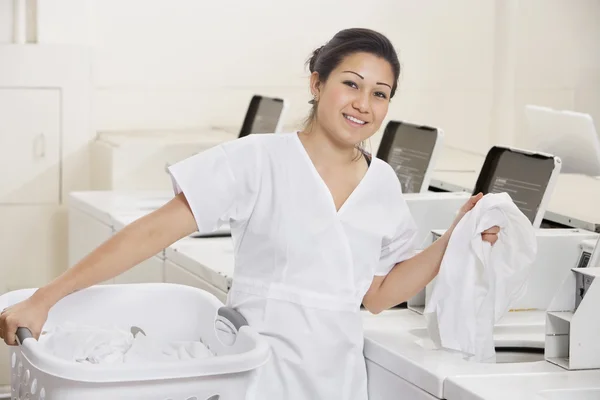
[0,295,50,346]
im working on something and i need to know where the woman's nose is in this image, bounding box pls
[352,91,370,113]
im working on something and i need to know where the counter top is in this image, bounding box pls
[445,369,600,400]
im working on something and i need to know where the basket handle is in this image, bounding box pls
[217,307,248,330]
[16,327,33,345]
[215,307,248,346]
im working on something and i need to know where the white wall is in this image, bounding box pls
[0,1,13,42]
[92,0,496,153]
[2,1,599,149]
[0,0,598,290]
[2,0,497,152]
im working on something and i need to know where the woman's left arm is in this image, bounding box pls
[363,193,499,314]
[362,225,453,314]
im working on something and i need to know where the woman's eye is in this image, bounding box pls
[343,80,358,89]
[375,92,388,100]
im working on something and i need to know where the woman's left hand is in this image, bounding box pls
[453,192,501,245]
[481,226,500,245]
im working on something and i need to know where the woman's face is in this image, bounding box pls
[311,52,394,148]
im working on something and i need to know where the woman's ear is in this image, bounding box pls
[309,71,321,101]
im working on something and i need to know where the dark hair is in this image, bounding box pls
[305,28,401,130]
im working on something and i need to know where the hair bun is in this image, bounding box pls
[308,45,325,72]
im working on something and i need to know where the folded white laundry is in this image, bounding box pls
[424,192,537,362]
[39,322,214,364]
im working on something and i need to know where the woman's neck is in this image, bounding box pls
[298,124,360,168]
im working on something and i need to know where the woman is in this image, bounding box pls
[1,28,499,399]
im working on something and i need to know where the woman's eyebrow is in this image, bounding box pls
[342,70,391,89]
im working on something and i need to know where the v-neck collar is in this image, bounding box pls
[292,131,377,215]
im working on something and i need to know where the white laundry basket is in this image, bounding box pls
[0,283,270,400]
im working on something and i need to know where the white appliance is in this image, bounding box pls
[91,94,290,192]
[68,190,236,292]
[545,267,600,371]
[575,238,599,269]
[238,94,289,137]
[445,266,600,400]
[91,128,236,191]
[375,120,444,194]
[363,228,599,400]
[363,309,563,400]
[67,191,173,283]
[524,104,600,177]
[164,238,234,303]
[406,145,562,249]
[408,229,599,314]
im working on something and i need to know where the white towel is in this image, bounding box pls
[38,322,214,364]
[424,192,537,362]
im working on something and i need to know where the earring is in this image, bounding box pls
[308,96,318,105]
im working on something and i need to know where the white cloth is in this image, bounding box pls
[424,192,537,362]
[123,334,213,363]
[167,132,418,400]
[39,322,213,364]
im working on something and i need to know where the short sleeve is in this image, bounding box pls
[376,217,419,276]
[375,185,419,276]
[167,136,261,234]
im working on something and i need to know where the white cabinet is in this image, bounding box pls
[0,46,90,387]
[0,204,66,387]
[0,205,67,293]
[0,88,60,204]
[164,260,227,303]
[366,359,437,400]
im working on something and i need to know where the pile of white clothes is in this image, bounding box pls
[38,322,214,364]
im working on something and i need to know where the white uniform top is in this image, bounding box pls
[168,132,418,400]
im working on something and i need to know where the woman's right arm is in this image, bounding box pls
[0,193,198,345]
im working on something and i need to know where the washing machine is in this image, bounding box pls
[164,238,234,303]
[91,128,237,191]
[362,232,600,399]
[362,309,566,400]
[444,267,600,400]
